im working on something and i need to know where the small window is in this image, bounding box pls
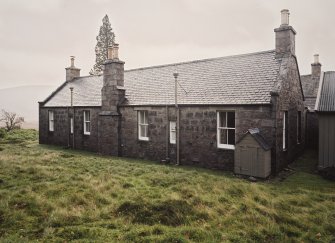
[170,121,176,144]
[297,111,301,144]
[283,111,288,150]
[138,111,149,141]
[83,111,91,135]
[217,111,235,149]
[70,117,74,134]
[48,111,54,132]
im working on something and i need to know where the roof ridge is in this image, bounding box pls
[125,49,276,72]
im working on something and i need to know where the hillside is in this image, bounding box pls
[0,85,56,129]
[0,130,334,242]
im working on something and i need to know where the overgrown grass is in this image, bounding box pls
[0,129,334,242]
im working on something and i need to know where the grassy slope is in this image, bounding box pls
[0,130,334,243]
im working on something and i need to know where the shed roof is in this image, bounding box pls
[43,50,281,107]
[316,71,335,112]
[237,128,271,151]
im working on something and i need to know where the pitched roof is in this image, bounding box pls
[43,50,281,107]
[301,74,321,111]
[301,74,320,97]
[316,71,335,112]
[237,128,271,150]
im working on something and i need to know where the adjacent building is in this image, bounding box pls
[301,55,322,149]
[39,10,305,175]
[315,71,335,169]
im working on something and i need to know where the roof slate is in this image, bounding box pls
[301,74,320,97]
[317,71,335,112]
[43,50,281,107]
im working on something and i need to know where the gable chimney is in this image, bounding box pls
[274,9,296,57]
[311,54,321,78]
[65,56,81,81]
[101,43,125,111]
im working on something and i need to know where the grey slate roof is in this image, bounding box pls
[301,74,320,111]
[316,71,335,112]
[43,50,281,107]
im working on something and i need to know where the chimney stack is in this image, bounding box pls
[274,9,296,57]
[311,54,321,78]
[101,43,125,111]
[65,56,81,81]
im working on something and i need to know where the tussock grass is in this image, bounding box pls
[0,130,334,242]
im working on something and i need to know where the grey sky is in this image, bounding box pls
[0,0,334,89]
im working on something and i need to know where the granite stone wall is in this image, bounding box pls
[119,105,274,170]
[39,107,100,152]
[273,55,305,173]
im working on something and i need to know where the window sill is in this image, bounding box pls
[84,132,91,136]
[139,137,149,141]
[217,144,235,150]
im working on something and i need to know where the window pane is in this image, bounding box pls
[144,125,148,137]
[171,131,176,143]
[219,129,227,145]
[140,125,145,137]
[86,122,90,133]
[219,112,227,127]
[227,112,235,128]
[228,129,235,145]
[170,121,176,143]
[144,111,148,124]
[139,111,143,124]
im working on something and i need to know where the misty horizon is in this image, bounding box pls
[1,0,335,90]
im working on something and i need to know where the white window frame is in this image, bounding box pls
[297,111,301,144]
[138,111,149,141]
[217,111,235,150]
[169,121,176,144]
[83,111,91,135]
[48,111,54,132]
[70,117,74,134]
[283,111,288,150]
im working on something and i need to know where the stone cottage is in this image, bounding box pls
[39,9,305,175]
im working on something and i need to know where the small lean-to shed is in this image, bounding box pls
[235,128,271,178]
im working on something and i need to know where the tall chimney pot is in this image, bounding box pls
[281,9,290,26]
[107,43,119,60]
[70,56,75,67]
[314,54,319,64]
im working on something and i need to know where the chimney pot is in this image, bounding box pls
[107,43,119,60]
[281,9,290,26]
[314,54,319,64]
[70,56,75,67]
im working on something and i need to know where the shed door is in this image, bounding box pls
[239,146,257,174]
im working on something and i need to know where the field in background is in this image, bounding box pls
[0,130,334,242]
